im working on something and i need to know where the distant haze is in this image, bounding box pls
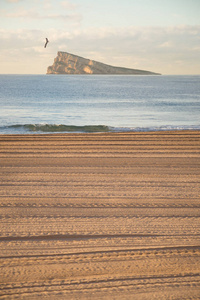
[0,0,200,75]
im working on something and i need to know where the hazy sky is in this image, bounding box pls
[0,0,200,74]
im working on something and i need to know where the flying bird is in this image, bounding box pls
[44,38,49,48]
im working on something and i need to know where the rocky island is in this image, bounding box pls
[47,51,160,75]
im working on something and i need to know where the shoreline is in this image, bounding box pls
[1,125,200,135]
[1,128,200,136]
[0,130,200,299]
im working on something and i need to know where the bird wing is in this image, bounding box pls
[44,38,49,48]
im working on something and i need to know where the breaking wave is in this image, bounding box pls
[1,124,110,133]
[0,124,200,134]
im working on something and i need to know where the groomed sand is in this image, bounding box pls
[0,131,200,299]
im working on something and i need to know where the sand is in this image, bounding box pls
[0,131,200,299]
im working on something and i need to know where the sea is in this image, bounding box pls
[0,74,199,134]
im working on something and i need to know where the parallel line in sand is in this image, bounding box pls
[2,148,199,152]
[2,165,199,168]
[1,131,200,299]
[2,218,200,223]
[1,245,199,258]
[1,196,199,200]
[1,131,199,137]
[2,182,198,187]
[2,141,198,145]
[2,145,199,149]
[1,275,200,296]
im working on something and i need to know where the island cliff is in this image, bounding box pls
[47,52,160,75]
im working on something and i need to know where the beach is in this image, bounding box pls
[0,130,200,299]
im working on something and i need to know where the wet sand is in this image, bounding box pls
[0,131,200,299]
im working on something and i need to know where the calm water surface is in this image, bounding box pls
[0,74,199,133]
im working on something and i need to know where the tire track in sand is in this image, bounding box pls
[0,131,200,299]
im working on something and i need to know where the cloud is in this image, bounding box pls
[5,9,39,18]
[6,0,23,2]
[3,8,81,22]
[61,1,78,10]
[159,41,173,48]
[1,8,82,25]
[50,25,200,74]
[44,13,82,23]
[0,25,200,74]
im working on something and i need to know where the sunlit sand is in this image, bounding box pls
[0,131,200,299]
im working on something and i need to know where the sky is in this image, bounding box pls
[0,0,200,74]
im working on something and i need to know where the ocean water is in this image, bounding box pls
[0,74,199,134]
